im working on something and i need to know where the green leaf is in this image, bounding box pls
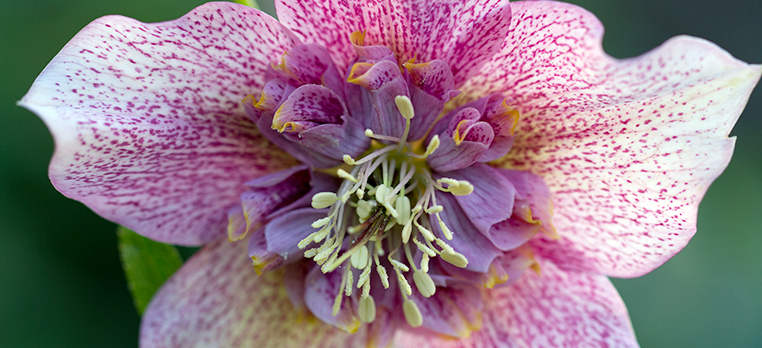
[232,0,260,9]
[117,226,183,315]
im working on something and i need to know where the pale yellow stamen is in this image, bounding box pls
[337,168,358,183]
[377,264,390,289]
[394,95,415,120]
[425,205,443,214]
[350,245,370,269]
[358,296,377,323]
[396,270,413,296]
[311,192,338,209]
[440,250,469,268]
[311,217,331,228]
[395,196,411,225]
[403,300,423,327]
[345,270,354,296]
[414,221,435,241]
[390,259,410,272]
[413,237,437,257]
[421,254,430,273]
[401,222,413,243]
[438,217,454,240]
[436,178,474,196]
[413,269,437,298]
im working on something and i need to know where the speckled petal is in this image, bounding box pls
[464,1,762,276]
[405,59,457,141]
[272,44,344,95]
[273,84,346,132]
[275,0,512,85]
[19,3,301,245]
[394,257,638,348]
[140,239,370,347]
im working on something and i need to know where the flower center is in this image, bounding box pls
[298,96,474,327]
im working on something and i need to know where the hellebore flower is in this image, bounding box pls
[20,1,760,347]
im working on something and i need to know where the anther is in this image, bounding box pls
[364,128,402,142]
[438,219,453,240]
[298,232,319,249]
[451,180,474,196]
[332,293,343,316]
[436,178,474,196]
[337,168,358,183]
[304,248,319,258]
[350,245,370,269]
[394,95,415,120]
[425,135,440,155]
[312,192,338,209]
[345,270,354,296]
[358,263,372,288]
[376,265,390,289]
[395,196,411,226]
[440,250,469,268]
[413,270,437,298]
[361,279,371,298]
[435,238,455,254]
[311,217,331,228]
[414,221,436,241]
[390,259,410,272]
[358,296,377,323]
[421,254,430,273]
[374,184,387,204]
[425,205,443,214]
[396,270,413,296]
[403,300,423,327]
[321,252,339,273]
[401,223,413,243]
[343,154,356,165]
[413,237,436,257]
[356,200,375,221]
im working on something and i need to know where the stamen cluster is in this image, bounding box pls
[297,96,473,327]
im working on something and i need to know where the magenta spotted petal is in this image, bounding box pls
[19,3,301,245]
[463,1,762,277]
[21,0,760,347]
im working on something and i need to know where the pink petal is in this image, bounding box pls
[275,0,512,85]
[463,1,762,276]
[394,257,638,348]
[19,3,302,245]
[140,239,369,347]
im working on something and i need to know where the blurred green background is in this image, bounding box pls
[1,0,760,346]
